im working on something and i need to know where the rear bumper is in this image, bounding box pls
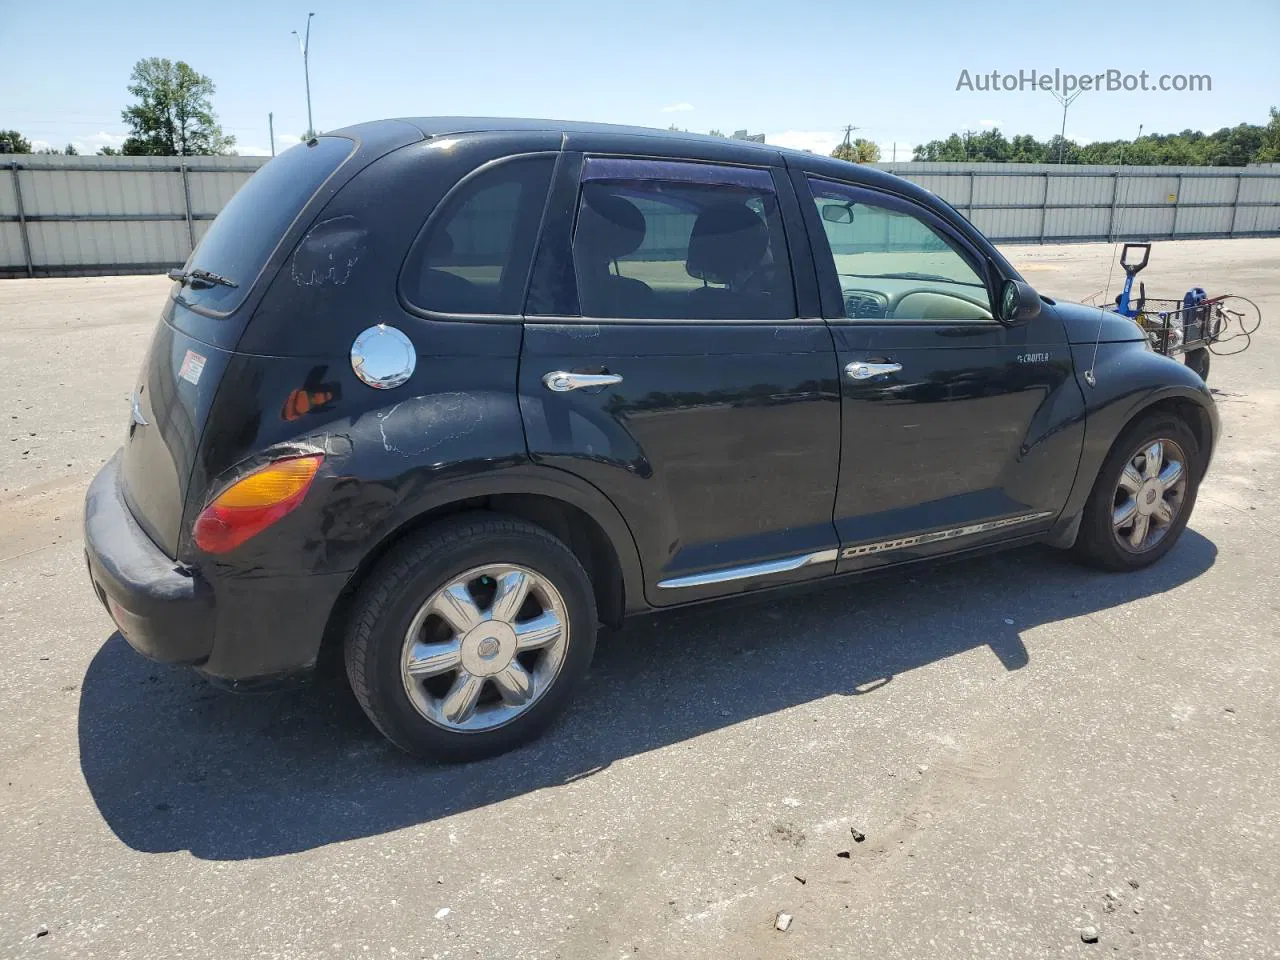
[84,452,349,683]
[85,452,215,664]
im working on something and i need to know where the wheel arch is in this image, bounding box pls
[1048,380,1218,549]
[320,467,644,664]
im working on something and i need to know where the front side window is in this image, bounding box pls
[402,155,554,315]
[572,158,795,320]
[807,178,993,321]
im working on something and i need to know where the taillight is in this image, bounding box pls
[192,455,323,554]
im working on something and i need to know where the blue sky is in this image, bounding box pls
[3,0,1278,158]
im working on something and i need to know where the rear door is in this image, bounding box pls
[519,153,841,604]
[795,174,1080,571]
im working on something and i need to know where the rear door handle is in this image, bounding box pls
[542,371,623,392]
[845,361,902,381]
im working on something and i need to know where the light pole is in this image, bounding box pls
[1049,89,1084,163]
[292,12,316,139]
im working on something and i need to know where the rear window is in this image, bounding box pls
[176,136,354,314]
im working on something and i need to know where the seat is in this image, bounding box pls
[684,203,776,319]
[575,187,655,318]
[417,230,485,313]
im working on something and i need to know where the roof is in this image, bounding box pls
[332,116,927,210]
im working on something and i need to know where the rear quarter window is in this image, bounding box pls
[174,136,355,320]
[399,155,556,316]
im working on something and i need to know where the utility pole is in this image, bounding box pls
[1049,89,1084,163]
[269,112,276,157]
[292,12,316,138]
[1118,122,1143,166]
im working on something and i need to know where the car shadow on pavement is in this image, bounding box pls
[79,531,1216,860]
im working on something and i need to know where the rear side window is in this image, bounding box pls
[179,136,354,314]
[572,158,795,321]
[401,155,555,316]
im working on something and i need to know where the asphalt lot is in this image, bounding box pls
[1,239,1278,959]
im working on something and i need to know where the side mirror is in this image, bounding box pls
[821,203,854,225]
[999,279,1041,325]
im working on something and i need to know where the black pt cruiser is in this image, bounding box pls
[84,118,1218,761]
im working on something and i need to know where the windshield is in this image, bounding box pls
[176,136,354,313]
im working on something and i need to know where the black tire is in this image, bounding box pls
[1072,413,1201,572]
[343,513,597,761]
[1185,347,1211,382]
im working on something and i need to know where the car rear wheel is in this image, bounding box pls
[1072,413,1200,572]
[343,513,597,761]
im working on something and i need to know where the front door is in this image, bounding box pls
[520,154,841,604]
[796,174,1081,571]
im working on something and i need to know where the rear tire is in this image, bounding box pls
[1072,413,1200,572]
[343,513,597,762]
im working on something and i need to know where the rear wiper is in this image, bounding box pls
[167,266,238,289]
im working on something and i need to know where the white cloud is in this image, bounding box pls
[767,130,842,155]
[65,131,128,155]
[979,119,1002,128]
[660,102,695,113]
[237,133,303,157]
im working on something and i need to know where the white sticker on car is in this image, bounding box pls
[179,349,207,386]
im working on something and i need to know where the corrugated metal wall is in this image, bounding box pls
[874,161,1280,244]
[3,155,1279,278]
[0,154,266,278]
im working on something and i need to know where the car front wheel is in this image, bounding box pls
[1072,413,1201,572]
[344,513,597,761]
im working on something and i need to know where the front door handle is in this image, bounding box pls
[542,371,623,392]
[845,361,902,381]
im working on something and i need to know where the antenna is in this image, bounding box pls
[1084,123,1143,387]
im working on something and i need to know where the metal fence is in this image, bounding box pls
[1,154,267,278]
[873,161,1280,244]
[3,154,1279,279]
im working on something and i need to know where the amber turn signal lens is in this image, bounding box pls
[192,455,323,554]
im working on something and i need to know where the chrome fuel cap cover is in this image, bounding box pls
[351,324,415,389]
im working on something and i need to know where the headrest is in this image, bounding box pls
[577,188,647,262]
[686,203,768,284]
[426,228,454,261]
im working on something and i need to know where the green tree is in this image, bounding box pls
[0,129,32,153]
[832,138,880,163]
[64,143,79,156]
[120,57,235,155]
[708,128,726,137]
[97,146,120,156]
[1256,107,1280,163]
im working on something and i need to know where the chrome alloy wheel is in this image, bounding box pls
[400,564,569,732]
[1112,439,1189,553]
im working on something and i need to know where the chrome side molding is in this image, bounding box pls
[656,548,839,590]
[840,511,1054,559]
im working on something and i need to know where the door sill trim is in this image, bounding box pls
[839,511,1055,560]
[656,549,839,590]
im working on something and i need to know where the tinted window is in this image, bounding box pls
[402,155,555,315]
[807,178,993,321]
[179,136,354,314]
[573,158,795,320]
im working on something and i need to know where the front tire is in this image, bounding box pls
[344,513,597,761]
[1072,413,1200,572]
